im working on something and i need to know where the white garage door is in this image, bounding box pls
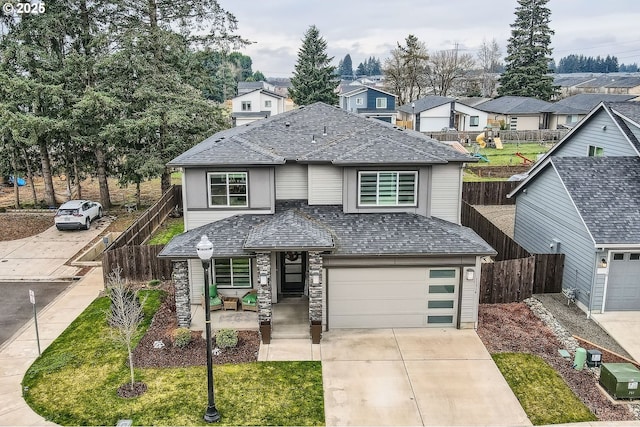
[606,253,640,311]
[328,267,459,328]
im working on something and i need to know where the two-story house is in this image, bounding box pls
[159,102,495,342]
[338,86,398,123]
[231,88,286,127]
[508,101,640,314]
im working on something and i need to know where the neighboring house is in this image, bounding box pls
[508,101,640,314]
[475,96,552,130]
[338,86,397,123]
[231,89,286,127]
[396,96,488,133]
[542,93,637,129]
[554,73,640,98]
[159,102,495,342]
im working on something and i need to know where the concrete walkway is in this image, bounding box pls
[0,267,104,426]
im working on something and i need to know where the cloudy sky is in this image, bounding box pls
[216,0,640,78]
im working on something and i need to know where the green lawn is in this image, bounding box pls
[23,291,325,426]
[148,217,184,245]
[470,142,552,167]
[492,353,597,426]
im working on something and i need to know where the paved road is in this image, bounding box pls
[0,281,71,346]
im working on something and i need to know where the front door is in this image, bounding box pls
[280,251,306,295]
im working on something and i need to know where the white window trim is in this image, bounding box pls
[214,258,252,289]
[376,97,387,109]
[264,100,272,108]
[357,171,418,207]
[355,98,364,105]
[588,145,604,157]
[470,116,480,127]
[242,101,251,111]
[207,172,248,208]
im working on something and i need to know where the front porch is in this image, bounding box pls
[190,296,311,339]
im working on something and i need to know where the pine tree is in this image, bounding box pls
[289,25,338,106]
[338,54,353,79]
[498,0,556,101]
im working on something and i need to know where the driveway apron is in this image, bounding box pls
[320,328,531,427]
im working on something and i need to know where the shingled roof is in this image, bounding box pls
[476,96,552,114]
[542,94,636,115]
[552,157,640,245]
[168,102,473,167]
[158,201,496,259]
[397,96,454,114]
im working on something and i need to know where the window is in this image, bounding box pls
[264,100,272,108]
[241,101,251,111]
[355,98,364,105]
[376,97,387,109]
[631,254,640,261]
[470,116,480,127]
[214,258,251,288]
[588,145,604,157]
[358,171,417,206]
[208,172,248,207]
[613,253,625,260]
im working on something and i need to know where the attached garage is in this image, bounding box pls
[327,267,462,328]
[605,252,640,311]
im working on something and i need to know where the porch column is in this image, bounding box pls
[172,260,191,328]
[308,251,323,323]
[256,252,272,323]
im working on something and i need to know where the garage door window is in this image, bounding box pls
[427,315,454,324]
[428,300,454,309]
[429,285,455,293]
[426,268,458,327]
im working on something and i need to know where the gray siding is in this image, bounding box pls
[275,163,308,200]
[308,164,343,204]
[555,110,636,157]
[183,167,274,210]
[430,164,462,223]
[514,168,596,308]
[342,166,430,216]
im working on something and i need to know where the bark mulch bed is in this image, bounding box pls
[477,302,636,421]
[132,290,260,369]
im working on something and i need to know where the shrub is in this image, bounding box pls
[148,279,161,287]
[215,328,238,349]
[172,327,192,348]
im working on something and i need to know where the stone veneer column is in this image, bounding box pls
[256,252,272,324]
[172,260,191,328]
[308,251,323,323]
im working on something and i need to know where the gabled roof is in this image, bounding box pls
[340,85,397,98]
[232,88,284,100]
[508,101,640,197]
[542,94,636,115]
[397,96,454,114]
[576,75,640,89]
[158,201,496,258]
[168,102,474,167]
[551,157,640,245]
[475,96,552,114]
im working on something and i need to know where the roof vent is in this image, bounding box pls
[285,121,291,128]
[311,134,316,144]
[323,126,327,136]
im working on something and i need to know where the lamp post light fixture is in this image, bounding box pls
[196,235,221,423]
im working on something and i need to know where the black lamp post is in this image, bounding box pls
[196,235,221,423]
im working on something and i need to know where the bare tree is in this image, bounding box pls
[427,49,476,96]
[477,38,502,96]
[383,34,429,105]
[107,268,146,391]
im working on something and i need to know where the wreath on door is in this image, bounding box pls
[285,251,299,261]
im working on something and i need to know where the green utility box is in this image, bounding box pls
[599,363,640,399]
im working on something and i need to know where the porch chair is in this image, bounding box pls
[241,289,258,312]
[201,283,223,311]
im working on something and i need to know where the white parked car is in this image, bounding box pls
[54,200,103,230]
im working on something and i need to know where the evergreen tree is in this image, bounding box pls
[338,54,353,79]
[498,0,556,100]
[289,25,338,106]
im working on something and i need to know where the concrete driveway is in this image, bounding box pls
[0,218,110,281]
[592,312,640,363]
[260,328,531,427]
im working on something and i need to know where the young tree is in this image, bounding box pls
[498,0,556,100]
[383,34,429,105]
[107,269,146,393]
[289,25,339,106]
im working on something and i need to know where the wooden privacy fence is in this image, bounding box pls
[102,245,173,283]
[480,254,564,304]
[427,129,567,143]
[108,185,182,250]
[462,181,519,205]
[461,201,565,303]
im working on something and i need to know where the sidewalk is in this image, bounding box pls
[0,267,104,426]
